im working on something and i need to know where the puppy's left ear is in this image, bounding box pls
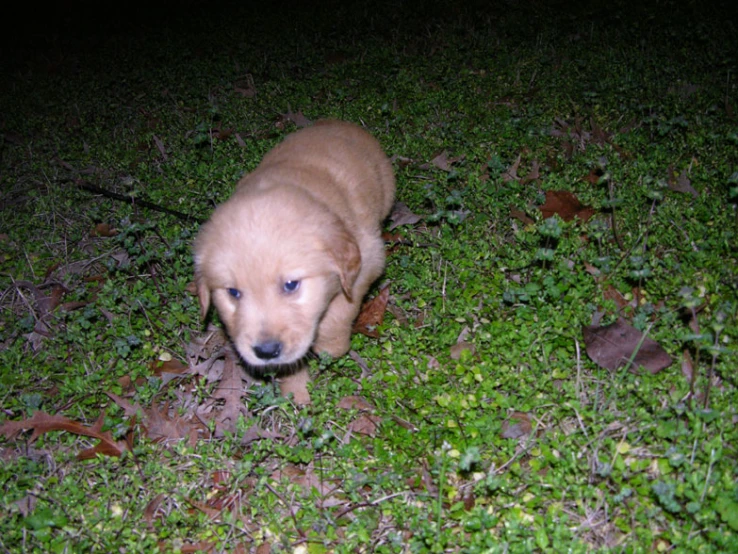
[327,225,361,301]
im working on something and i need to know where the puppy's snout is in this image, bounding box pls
[253,340,283,360]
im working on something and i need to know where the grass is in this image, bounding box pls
[1,0,737,552]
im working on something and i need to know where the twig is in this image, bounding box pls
[74,180,204,224]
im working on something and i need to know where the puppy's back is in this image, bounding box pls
[245,121,395,226]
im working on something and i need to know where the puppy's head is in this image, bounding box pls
[194,186,360,370]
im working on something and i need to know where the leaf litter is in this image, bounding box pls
[582,318,672,374]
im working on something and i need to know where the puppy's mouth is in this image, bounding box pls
[233,339,310,375]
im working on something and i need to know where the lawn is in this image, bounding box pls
[1,0,737,552]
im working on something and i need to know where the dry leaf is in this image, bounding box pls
[280,107,311,128]
[681,350,695,383]
[349,414,381,437]
[510,207,535,225]
[667,167,698,198]
[91,223,118,237]
[583,168,604,185]
[152,135,168,161]
[520,160,541,184]
[500,412,532,439]
[539,190,595,222]
[450,341,475,360]
[337,396,376,411]
[352,284,390,338]
[430,150,452,171]
[502,154,521,182]
[0,410,130,459]
[234,75,257,97]
[582,319,672,374]
[388,202,423,230]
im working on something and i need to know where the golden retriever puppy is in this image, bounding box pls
[194,120,395,404]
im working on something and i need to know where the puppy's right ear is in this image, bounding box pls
[194,268,211,321]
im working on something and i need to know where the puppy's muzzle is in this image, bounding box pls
[253,340,282,361]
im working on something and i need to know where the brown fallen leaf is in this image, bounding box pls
[279,107,311,128]
[212,127,233,141]
[500,412,532,439]
[582,318,672,374]
[681,350,695,384]
[151,358,189,377]
[502,154,521,182]
[352,284,390,338]
[197,353,251,438]
[520,160,541,185]
[0,410,130,459]
[603,284,635,313]
[510,207,535,225]
[425,150,465,172]
[145,403,196,443]
[583,167,604,185]
[450,341,475,360]
[143,493,167,526]
[91,223,118,237]
[337,395,375,411]
[349,414,381,437]
[667,167,698,198]
[539,190,595,222]
[234,74,256,98]
[152,135,168,161]
[388,202,423,230]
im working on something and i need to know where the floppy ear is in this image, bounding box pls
[326,223,361,302]
[194,266,211,321]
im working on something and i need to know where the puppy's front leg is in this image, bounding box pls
[313,293,359,358]
[278,367,311,405]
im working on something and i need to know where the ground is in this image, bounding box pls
[1,1,737,552]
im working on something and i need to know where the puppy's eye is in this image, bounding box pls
[227,288,241,299]
[283,280,300,293]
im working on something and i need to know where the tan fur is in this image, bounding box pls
[194,120,395,404]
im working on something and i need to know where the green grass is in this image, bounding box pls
[1,0,737,552]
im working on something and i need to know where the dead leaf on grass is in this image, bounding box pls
[279,107,311,128]
[539,190,595,222]
[90,223,118,237]
[510,207,535,225]
[681,350,695,383]
[14,495,37,517]
[151,357,189,377]
[520,160,541,184]
[0,411,131,460]
[500,412,533,439]
[426,150,465,172]
[667,166,698,198]
[196,352,251,438]
[337,395,375,411]
[152,135,168,161]
[234,74,257,97]
[349,414,381,437]
[388,202,423,230]
[583,167,605,185]
[240,424,281,446]
[390,154,415,168]
[450,341,475,360]
[582,318,672,374]
[352,284,390,338]
[603,284,636,313]
[502,154,521,182]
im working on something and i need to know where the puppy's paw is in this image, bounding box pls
[279,368,311,405]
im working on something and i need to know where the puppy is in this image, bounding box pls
[194,120,395,404]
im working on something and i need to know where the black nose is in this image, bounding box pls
[253,340,282,360]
